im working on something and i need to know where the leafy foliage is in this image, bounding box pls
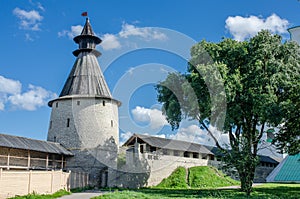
[156,30,300,195]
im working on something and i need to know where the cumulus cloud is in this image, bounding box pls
[101,33,121,50]
[119,23,167,41]
[100,23,167,50]
[169,124,229,146]
[58,25,83,39]
[169,125,209,144]
[13,7,43,31]
[0,76,21,94]
[225,13,289,41]
[131,106,169,129]
[59,22,167,50]
[0,75,57,111]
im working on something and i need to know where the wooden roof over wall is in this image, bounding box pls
[0,133,72,156]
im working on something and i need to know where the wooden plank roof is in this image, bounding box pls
[0,133,73,156]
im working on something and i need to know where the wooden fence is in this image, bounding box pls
[0,169,70,199]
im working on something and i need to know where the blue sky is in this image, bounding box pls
[1,0,300,146]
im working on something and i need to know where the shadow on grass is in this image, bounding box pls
[99,185,300,199]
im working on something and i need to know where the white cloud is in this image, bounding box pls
[0,75,57,111]
[0,101,4,111]
[120,131,134,143]
[25,33,34,41]
[59,22,167,50]
[145,133,166,139]
[119,131,167,145]
[119,23,167,41]
[225,13,289,41]
[169,125,209,144]
[13,7,43,31]
[36,2,45,12]
[131,106,169,129]
[0,76,21,94]
[58,25,83,39]
[101,33,121,50]
[169,124,229,146]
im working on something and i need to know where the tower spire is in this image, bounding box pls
[48,18,117,102]
[72,18,102,57]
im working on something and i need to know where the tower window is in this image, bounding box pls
[54,136,57,142]
[56,102,58,108]
[49,121,52,129]
[111,120,113,127]
[77,101,80,105]
[67,118,70,127]
[103,101,105,106]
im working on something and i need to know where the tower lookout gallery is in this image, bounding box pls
[47,18,121,187]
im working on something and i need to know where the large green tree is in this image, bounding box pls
[156,31,300,195]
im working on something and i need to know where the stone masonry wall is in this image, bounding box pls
[47,97,119,186]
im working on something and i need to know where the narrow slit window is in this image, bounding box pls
[49,121,52,129]
[111,120,113,127]
[67,118,70,127]
[53,136,57,142]
[103,100,106,106]
[56,102,58,108]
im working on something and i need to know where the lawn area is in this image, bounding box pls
[93,183,300,199]
[8,189,70,199]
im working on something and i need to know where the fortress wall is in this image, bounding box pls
[144,153,209,186]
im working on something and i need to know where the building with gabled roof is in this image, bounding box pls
[124,133,214,158]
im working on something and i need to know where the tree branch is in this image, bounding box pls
[200,121,225,151]
[253,122,265,155]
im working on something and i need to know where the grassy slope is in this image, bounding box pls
[156,167,188,189]
[188,166,239,188]
[156,166,239,189]
[94,184,300,199]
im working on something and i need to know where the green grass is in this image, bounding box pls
[70,185,94,193]
[93,183,300,199]
[188,166,239,188]
[8,189,70,199]
[156,167,188,189]
[156,166,239,189]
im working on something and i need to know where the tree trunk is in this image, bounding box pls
[238,159,256,196]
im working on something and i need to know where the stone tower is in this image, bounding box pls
[47,18,121,187]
